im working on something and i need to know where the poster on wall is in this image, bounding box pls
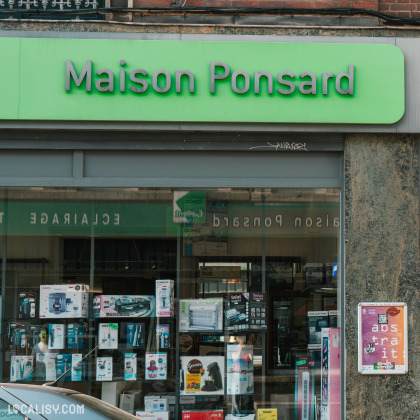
[358,302,408,374]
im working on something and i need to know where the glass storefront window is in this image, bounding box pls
[0,187,341,419]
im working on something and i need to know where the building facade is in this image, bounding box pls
[0,3,418,420]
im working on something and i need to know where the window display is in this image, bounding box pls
[0,187,341,419]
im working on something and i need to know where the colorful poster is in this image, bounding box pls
[358,302,407,374]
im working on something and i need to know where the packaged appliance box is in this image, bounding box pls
[120,390,142,414]
[28,325,47,352]
[124,353,137,381]
[96,357,113,381]
[136,412,169,420]
[155,280,174,317]
[320,328,341,420]
[98,323,119,349]
[67,322,88,350]
[10,356,33,382]
[7,322,28,351]
[71,353,84,381]
[307,344,322,373]
[156,324,170,349]
[48,323,65,350]
[179,299,223,332]
[36,352,56,382]
[18,291,37,319]
[145,393,175,417]
[294,356,315,420]
[144,396,168,412]
[305,263,324,287]
[225,293,249,332]
[307,311,329,345]
[126,323,146,349]
[249,292,267,330]
[226,344,254,395]
[328,311,339,328]
[145,353,167,380]
[93,295,155,318]
[181,411,223,420]
[39,284,89,318]
[55,354,72,381]
[180,356,225,396]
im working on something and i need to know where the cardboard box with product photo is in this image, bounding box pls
[39,284,89,319]
[180,356,225,396]
[93,295,155,318]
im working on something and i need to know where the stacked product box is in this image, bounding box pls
[36,353,57,381]
[307,311,329,345]
[249,292,267,330]
[67,322,88,350]
[10,356,33,382]
[39,284,89,318]
[328,311,339,328]
[179,299,223,333]
[156,324,170,349]
[48,324,65,350]
[305,263,324,287]
[124,353,137,380]
[125,322,146,349]
[56,353,84,381]
[225,293,249,332]
[96,357,113,381]
[320,328,341,420]
[156,280,174,317]
[93,295,155,318]
[18,292,37,319]
[294,356,315,420]
[98,323,119,350]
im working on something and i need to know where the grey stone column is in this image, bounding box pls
[344,134,419,419]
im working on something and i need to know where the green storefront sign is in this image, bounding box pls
[0,38,404,124]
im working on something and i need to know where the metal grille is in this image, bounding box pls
[0,0,105,20]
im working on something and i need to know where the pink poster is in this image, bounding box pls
[358,303,407,374]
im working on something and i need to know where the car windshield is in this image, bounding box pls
[1,386,137,420]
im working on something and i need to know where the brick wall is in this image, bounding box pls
[379,0,420,18]
[117,0,420,20]
[130,1,379,8]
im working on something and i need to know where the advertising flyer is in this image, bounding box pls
[226,344,254,395]
[145,353,167,380]
[358,302,407,374]
[180,356,225,396]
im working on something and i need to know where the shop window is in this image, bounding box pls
[0,187,341,419]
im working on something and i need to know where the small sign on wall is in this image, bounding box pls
[358,302,408,374]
